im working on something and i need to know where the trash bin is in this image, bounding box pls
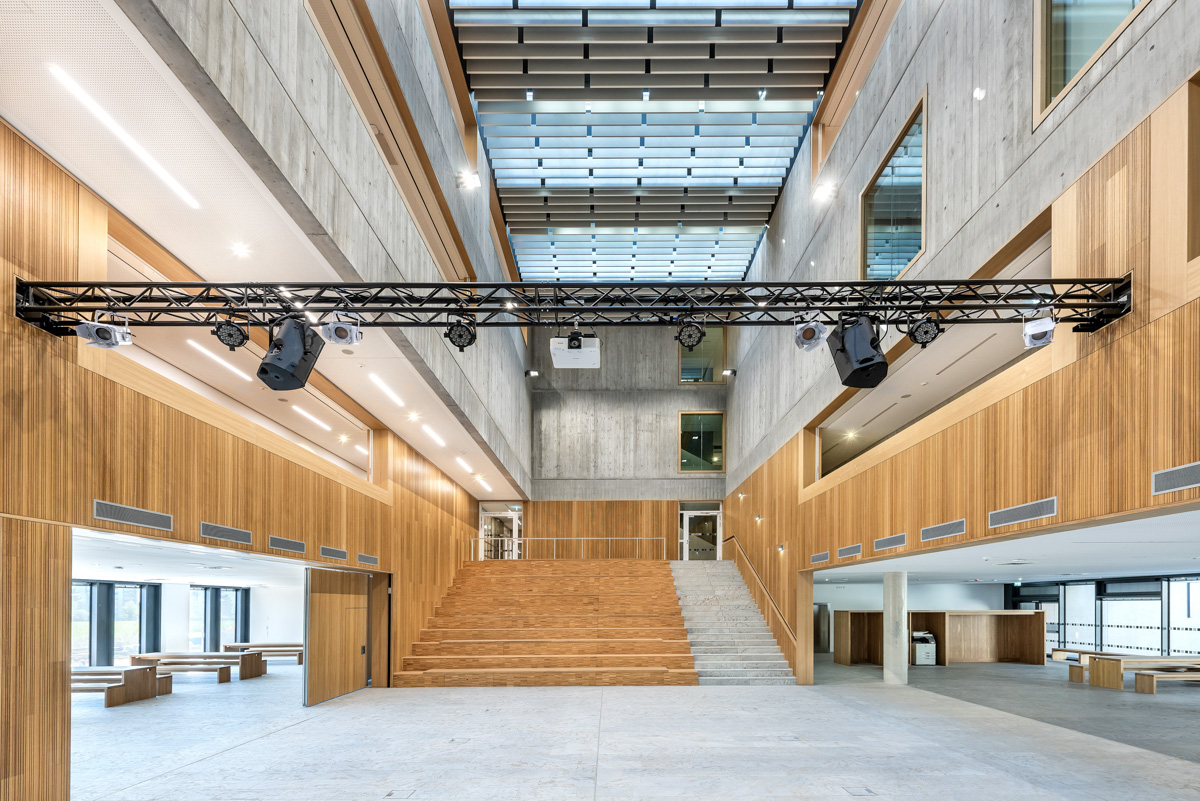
[912,630,936,666]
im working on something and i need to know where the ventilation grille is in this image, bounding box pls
[357,553,379,567]
[269,536,305,554]
[810,551,829,565]
[874,532,906,551]
[1152,461,1200,496]
[93,500,173,532]
[989,497,1057,528]
[920,518,966,542]
[320,546,348,560]
[837,544,862,559]
[200,522,252,545]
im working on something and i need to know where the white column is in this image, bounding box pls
[883,571,908,685]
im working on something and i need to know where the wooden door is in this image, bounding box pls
[304,568,368,706]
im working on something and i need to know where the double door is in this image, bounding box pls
[679,512,721,560]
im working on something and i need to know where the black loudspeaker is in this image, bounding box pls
[257,317,325,390]
[826,315,888,388]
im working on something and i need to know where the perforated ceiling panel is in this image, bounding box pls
[449,0,857,281]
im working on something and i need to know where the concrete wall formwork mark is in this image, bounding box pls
[530,327,728,501]
[117,0,533,494]
[727,0,1193,490]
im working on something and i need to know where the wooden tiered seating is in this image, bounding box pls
[71,666,165,707]
[395,560,698,687]
[223,643,304,665]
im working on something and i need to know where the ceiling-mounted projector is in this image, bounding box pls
[550,330,600,368]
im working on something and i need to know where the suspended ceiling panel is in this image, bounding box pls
[447,0,858,281]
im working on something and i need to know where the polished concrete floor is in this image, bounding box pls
[72,662,1200,801]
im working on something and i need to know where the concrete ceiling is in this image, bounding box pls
[0,0,516,499]
[450,0,858,281]
[815,507,1200,585]
[72,529,307,588]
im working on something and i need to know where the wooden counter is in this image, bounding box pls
[833,609,1046,667]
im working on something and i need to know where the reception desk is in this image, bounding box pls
[833,609,1046,667]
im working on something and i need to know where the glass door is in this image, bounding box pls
[680,512,721,560]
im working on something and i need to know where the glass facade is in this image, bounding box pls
[680,412,724,473]
[863,109,923,280]
[219,588,238,649]
[189,587,206,651]
[1043,1,1140,107]
[1063,583,1096,650]
[71,583,91,668]
[111,584,142,666]
[1168,579,1200,656]
[680,328,725,383]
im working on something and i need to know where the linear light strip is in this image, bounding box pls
[294,405,332,431]
[422,425,446,447]
[369,373,405,407]
[186,340,253,381]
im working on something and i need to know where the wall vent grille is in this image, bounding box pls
[874,532,907,551]
[920,518,966,542]
[200,522,252,545]
[357,553,379,567]
[988,497,1057,528]
[93,500,173,532]
[269,536,305,554]
[1152,461,1200,496]
[837,544,862,559]
[810,551,829,565]
[320,546,348,560]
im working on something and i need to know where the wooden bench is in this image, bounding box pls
[1068,663,1088,683]
[1089,655,1200,690]
[71,666,161,707]
[132,651,265,680]
[1134,668,1200,694]
[224,643,304,665]
[1051,648,1115,665]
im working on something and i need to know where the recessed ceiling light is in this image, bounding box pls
[422,425,445,447]
[338,434,349,444]
[49,64,200,209]
[368,373,404,407]
[231,242,251,259]
[408,412,420,422]
[186,340,253,382]
[293,405,332,431]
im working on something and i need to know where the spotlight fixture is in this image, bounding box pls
[675,320,705,351]
[319,314,362,346]
[456,170,481,189]
[907,317,942,349]
[444,318,477,352]
[794,319,829,352]
[1023,316,1056,349]
[722,368,737,377]
[257,316,324,391]
[827,316,888,389]
[525,369,539,377]
[755,515,763,523]
[812,183,837,203]
[777,544,784,553]
[75,316,132,349]
[211,319,249,351]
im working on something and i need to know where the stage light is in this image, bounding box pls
[1023,316,1056,349]
[445,319,477,352]
[319,315,362,346]
[76,319,133,349]
[794,320,829,352]
[211,320,249,351]
[257,317,324,390]
[907,317,941,348]
[675,321,705,351]
[827,316,888,389]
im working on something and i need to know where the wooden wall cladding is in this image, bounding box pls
[726,87,1200,655]
[523,501,676,559]
[0,519,71,801]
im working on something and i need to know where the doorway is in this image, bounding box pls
[678,502,722,560]
[478,502,523,559]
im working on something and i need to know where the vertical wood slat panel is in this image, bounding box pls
[524,501,676,560]
[0,519,71,801]
[305,568,369,705]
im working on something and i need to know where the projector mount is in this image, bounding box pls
[15,277,1131,334]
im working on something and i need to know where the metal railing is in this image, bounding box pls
[475,536,667,561]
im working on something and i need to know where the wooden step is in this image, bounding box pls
[436,599,681,615]
[427,614,686,629]
[448,579,678,594]
[421,627,688,641]
[456,561,672,577]
[392,666,700,687]
[412,638,693,656]
[402,653,695,671]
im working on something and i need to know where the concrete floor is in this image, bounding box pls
[72,662,1200,801]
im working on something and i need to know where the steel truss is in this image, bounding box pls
[14,278,1132,333]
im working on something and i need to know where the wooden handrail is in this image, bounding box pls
[727,537,796,645]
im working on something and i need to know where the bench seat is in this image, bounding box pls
[1134,669,1200,694]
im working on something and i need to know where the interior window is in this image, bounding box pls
[71,582,92,667]
[680,327,725,383]
[1042,0,1141,108]
[680,412,724,473]
[863,106,924,280]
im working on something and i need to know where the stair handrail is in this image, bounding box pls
[726,536,796,647]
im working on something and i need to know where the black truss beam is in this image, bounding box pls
[14,278,1132,334]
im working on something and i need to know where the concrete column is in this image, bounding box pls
[883,572,908,685]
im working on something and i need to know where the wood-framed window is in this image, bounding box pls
[861,96,925,280]
[1033,0,1150,126]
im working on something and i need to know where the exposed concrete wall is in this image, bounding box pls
[530,327,726,500]
[117,0,533,494]
[727,0,1197,490]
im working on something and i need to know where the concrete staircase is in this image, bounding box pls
[670,560,795,686]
